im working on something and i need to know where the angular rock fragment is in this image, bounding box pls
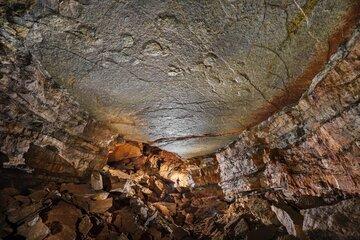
[153,202,177,217]
[78,215,93,236]
[59,0,81,18]
[60,183,93,196]
[29,190,49,203]
[91,171,103,190]
[17,215,50,240]
[301,198,360,240]
[91,191,110,200]
[14,194,31,205]
[114,207,144,239]
[224,215,249,237]
[271,205,305,239]
[45,201,81,240]
[245,225,278,240]
[89,198,113,213]
[7,202,42,223]
[109,142,143,162]
[247,197,279,225]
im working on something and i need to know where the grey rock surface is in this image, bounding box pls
[26,0,360,157]
[301,198,360,240]
[0,13,114,175]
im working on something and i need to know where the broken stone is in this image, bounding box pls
[7,202,42,223]
[17,215,50,240]
[59,0,81,18]
[109,177,127,191]
[301,198,360,240]
[121,35,134,48]
[147,227,162,239]
[29,190,48,203]
[247,197,279,225]
[106,167,131,179]
[234,218,249,236]
[89,198,113,213]
[46,201,81,230]
[60,183,93,196]
[114,207,144,239]
[14,194,31,205]
[185,213,194,225]
[153,202,177,217]
[91,171,103,190]
[271,205,305,239]
[129,198,148,220]
[224,215,249,237]
[118,233,130,240]
[91,191,110,200]
[143,41,164,56]
[78,215,93,235]
[171,224,190,239]
[46,224,77,240]
[93,224,110,240]
[109,142,142,161]
[245,225,278,240]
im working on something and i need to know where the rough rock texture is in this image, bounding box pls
[217,26,360,199]
[1,1,360,240]
[302,198,360,240]
[0,144,248,239]
[25,0,360,157]
[0,2,115,176]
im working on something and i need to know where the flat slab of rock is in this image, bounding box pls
[18,216,50,240]
[89,198,113,213]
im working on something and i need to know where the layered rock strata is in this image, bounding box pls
[217,26,360,199]
[0,1,114,176]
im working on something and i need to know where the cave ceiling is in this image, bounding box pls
[26,0,360,157]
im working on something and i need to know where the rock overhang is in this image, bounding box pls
[25,0,360,158]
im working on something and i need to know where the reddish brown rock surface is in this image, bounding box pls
[217,28,360,199]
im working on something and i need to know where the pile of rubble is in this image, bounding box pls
[0,141,279,239]
[1,140,359,240]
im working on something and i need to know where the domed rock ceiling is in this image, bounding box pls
[25,0,359,157]
[1,0,360,240]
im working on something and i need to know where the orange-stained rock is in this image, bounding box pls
[153,202,177,217]
[109,142,143,161]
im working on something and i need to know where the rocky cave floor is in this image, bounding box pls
[1,140,359,240]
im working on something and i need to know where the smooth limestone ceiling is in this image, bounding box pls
[26,0,360,157]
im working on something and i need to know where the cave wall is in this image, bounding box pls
[216,26,360,199]
[1,0,359,185]
[0,3,114,176]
